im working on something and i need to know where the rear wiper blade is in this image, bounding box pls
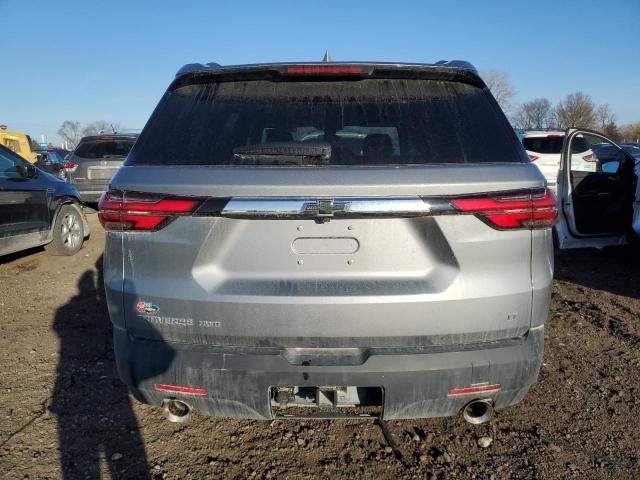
[233,141,331,162]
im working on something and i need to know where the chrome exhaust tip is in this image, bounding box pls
[162,399,192,423]
[462,399,493,424]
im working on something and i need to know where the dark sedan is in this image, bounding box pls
[0,145,89,256]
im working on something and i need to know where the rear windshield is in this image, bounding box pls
[523,135,589,155]
[75,137,136,159]
[128,78,526,167]
[523,136,564,154]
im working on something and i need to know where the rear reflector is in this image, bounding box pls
[155,384,208,396]
[448,384,501,396]
[98,191,200,231]
[286,65,365,75]
[451,189,557,230]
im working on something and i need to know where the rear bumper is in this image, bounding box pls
[114,325,544,420]
[76,190,106,203]
[68,179,109,203]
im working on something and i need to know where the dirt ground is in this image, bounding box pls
[0,212,639,480]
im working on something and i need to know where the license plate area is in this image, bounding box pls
[270,386,383,419]
[87,167,118,180]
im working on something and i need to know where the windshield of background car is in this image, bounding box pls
[127,78,527,166]
[74,137,136,159]
[47,152,64,164]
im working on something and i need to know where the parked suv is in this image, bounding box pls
[523,130,595,191]
[100,61,556,423]
[67,132,138,203]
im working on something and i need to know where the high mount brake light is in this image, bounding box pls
[98,191,200,231]
[285,65,366,75]
[451,189,557,230]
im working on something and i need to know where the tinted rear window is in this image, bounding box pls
[128,78,526,167]
[523,136,564,154]
[75,138,136,159]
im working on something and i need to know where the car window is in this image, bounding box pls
[75,138,136,159]
[523,136,564,154]
[128,78,526,167]
[48,152,63,164]
[523,135,589,155]
[569,134,624,174]
[0,147,26,179]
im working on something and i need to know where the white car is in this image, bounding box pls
[523,130,597,191]
[553,129,639,249]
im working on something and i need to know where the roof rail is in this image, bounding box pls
[434,60,477,72]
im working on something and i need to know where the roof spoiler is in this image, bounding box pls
[434,60,478,73]
[175,60,478,78]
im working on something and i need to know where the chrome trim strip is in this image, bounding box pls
[221,197,434,217]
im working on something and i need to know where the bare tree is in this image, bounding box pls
[57,121,83,148]
[620,122,640,142]
[555,92,596,129]
[603,122,622,142]
[595,104,615,131]
[82,121,120,137]
[482,69,516,114]
[512,98,554,129]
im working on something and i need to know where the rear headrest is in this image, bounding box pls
[362,134,392,160]
[265,128,293,143]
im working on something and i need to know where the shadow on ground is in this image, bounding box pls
[554,245,640,299]
[48,255,151,479]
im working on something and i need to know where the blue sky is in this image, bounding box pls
[1,0,639,144]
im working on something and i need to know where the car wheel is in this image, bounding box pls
[57,169,67,180]
[45,204,85,256]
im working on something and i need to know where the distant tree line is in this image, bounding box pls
[57,120,121,148]
[482,69,639,143]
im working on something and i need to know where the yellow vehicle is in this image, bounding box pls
[0,128,39,162]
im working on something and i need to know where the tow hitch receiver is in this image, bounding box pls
[269,385,405,461]
[270,385,381,411]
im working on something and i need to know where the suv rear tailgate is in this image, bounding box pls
[109,163,543,349]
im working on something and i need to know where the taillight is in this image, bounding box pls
[527,153,539,162]
[64,161,77,172]
[451,189,557,230]
[98,191,201,231]
[582,154,595,162]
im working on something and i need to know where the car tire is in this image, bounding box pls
[45,204,85,256]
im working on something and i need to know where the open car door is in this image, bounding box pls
[556,128,637,249]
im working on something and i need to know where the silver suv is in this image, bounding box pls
[99,61,556,423]
[67,133,138,203]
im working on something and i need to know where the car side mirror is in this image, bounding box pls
[20,163,38,179]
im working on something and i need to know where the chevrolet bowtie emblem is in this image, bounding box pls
[301,199,348,217]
